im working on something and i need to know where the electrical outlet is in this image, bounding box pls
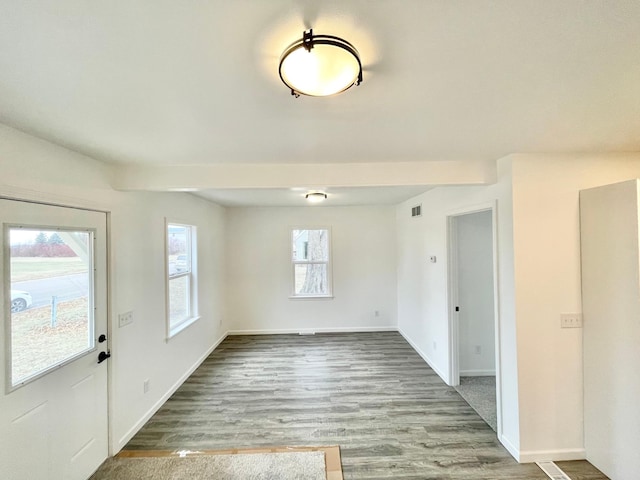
[143,379,150,394]
[118,311,134,327]
[560,313,583,328]
[474,345,481,355]
[374,310,380,317]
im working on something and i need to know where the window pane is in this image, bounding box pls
[8,228,94,386]
[168,224,190,275]
[169,275,190,326]
[292,229,328,262]
[294,264,328,295]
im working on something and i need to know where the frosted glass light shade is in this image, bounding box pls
[279,30,362,97]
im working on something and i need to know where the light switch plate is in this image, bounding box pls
[118,311,134,327]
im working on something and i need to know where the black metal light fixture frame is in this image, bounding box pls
[279,29,363,98]
[305,192,328,201]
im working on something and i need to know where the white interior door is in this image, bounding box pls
[0,199,108,480]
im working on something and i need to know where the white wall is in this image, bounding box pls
[225,206,397,333]
[6,122,640,466]
[456,210,495,376]
[396,158,519,456]
[108,192,226,450]
[509,154,640,461]
[397,153,640,463]
[0,125,227,452]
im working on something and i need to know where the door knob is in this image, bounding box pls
[98,351,111,364]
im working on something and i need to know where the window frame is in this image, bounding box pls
[290,226,333,299]
[165,220,199,339]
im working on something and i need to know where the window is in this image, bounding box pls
[166,222,198,337]
[6,226,95,388]
[291,228,332,297]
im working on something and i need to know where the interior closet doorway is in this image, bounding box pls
[448,207,499,433]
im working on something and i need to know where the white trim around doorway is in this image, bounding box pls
[446,201,503,441]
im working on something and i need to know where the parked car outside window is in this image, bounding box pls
[175,254,188,272]
[11,290,32,313]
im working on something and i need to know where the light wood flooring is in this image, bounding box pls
[124,332,607,479]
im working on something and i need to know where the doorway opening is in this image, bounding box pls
[447,206,500,434]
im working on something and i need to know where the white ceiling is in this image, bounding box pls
[1,1,639,206]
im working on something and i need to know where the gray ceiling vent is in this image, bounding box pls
[411,204,422,217]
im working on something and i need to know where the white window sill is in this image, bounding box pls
[288,295,334,300]
[167,315,201,341]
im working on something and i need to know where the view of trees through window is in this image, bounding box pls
[292,229,330,296]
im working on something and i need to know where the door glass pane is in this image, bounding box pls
[8,227,94,387]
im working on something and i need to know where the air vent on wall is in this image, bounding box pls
[411,204,422,217]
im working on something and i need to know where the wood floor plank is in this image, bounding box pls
[124,332,608,480]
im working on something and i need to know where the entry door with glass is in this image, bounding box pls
[0,200,108,480]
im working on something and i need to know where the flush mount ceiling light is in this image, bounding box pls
[305,192,328,203]
[279,29,363,97]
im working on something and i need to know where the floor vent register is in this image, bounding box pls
[536,461,572,480]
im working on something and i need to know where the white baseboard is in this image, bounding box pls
[114,331,229,452]
[459,369,496,376]
[518,448,586,463]
[499,436,586,464]
[227,326,398,335]
[397,327,449,384]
